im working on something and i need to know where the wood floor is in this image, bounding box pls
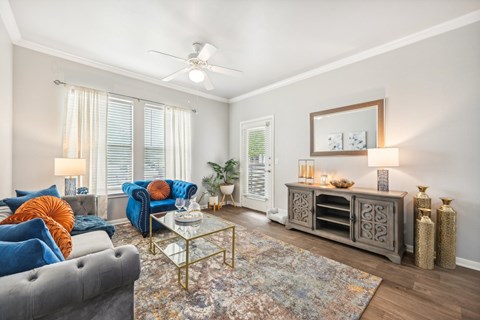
[207,206,480,320]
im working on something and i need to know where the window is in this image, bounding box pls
[144,104,166,180]
[106,96,133,191]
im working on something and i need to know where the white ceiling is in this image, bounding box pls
[5,0,480,100]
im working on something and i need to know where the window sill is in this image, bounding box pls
[108,193,127,199]
[243,194,268,201]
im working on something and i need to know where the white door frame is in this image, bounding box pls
[239,115,275,212]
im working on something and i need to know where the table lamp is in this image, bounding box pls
[367,148,399,191]
[54,158,86,196]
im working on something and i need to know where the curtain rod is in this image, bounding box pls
[53,80,197,114]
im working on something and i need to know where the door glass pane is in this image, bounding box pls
[247,128,266,197]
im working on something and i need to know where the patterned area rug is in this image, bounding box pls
[112,223,381,320]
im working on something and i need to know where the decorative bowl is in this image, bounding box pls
[330,179,355,189]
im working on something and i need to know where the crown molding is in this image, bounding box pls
[2,0,479,105]
[0,0,21,42]
[14,39,229,103]
[0,0,228,103]
[229,10,480,103]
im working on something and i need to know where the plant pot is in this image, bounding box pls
[220,184,235,195]
[208,196,219,205]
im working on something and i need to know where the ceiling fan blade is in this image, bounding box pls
[162,67,190,82]
[207,64,243,77]
[197,43,217,61]
[148,50,187,63]
[202,72,215,91]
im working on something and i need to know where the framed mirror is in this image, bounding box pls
[310,99,384,156]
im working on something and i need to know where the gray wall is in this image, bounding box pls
[229,23,480,263]
[0,18,13,199]
[12,47,230,220]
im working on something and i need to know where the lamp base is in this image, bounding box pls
[65,177,77,196]
[377,169,389,192]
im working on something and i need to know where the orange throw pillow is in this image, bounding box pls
[0,214,72,258]
[16,195,75,232]
[147,180,171,200]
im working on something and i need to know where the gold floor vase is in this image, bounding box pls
[436,198,456,269]
[415,209,435,270]
[413,186,431,251]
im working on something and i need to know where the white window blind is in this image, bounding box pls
[244,122,271,199]
[106,96,133,191]
[144,104,166,180]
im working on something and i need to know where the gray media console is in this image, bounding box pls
[286,183,407,263]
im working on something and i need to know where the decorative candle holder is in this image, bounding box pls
[298,159,314,184]
[436,198,456,269]
[320,174,329,186]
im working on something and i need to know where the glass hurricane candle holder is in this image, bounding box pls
[298,159,314,184]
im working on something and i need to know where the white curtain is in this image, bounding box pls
[165,107,192,181]
[62,85,108,218]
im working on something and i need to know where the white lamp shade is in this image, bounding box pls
[188,68,205,83]
[368,148,399,167]
[54,158,86,176]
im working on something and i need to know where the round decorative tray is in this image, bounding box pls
[330,179,355,189]
[174,211,203,223]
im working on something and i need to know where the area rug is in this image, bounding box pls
[112,223,381,320]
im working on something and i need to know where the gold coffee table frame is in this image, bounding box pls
[149,211,235,290]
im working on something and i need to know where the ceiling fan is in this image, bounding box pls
[149,42,242,91]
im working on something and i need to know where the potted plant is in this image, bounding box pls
[207,159,240,196]
[201,175,221,205]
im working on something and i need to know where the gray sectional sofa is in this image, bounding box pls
[0,196,141,320]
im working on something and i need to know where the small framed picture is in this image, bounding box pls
[328,133,343,151]
[347,131,367,150]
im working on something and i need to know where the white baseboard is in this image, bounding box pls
[199,201,242,209]
[405,244,479,271]
[455,258,480,271]
[108,217,129,225]
[221,200,241,207]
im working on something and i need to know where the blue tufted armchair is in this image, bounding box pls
[122,179,197,237]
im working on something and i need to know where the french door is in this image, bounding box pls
[240,116,274,212]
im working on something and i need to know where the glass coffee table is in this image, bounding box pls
[149,211,235,290]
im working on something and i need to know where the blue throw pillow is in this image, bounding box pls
[0,239,61,277]
[0,218,64,261]
[15,184,61,197]
[3,185,61,213]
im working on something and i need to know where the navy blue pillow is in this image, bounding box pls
[0,218,64,261]
[15,184,61,197]
[3,185,61,213]
[0,239,61,277]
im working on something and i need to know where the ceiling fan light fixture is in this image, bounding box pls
[188,68,205,83]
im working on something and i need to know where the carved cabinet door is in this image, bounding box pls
[354,197,395,251]
[288,189,313,229]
